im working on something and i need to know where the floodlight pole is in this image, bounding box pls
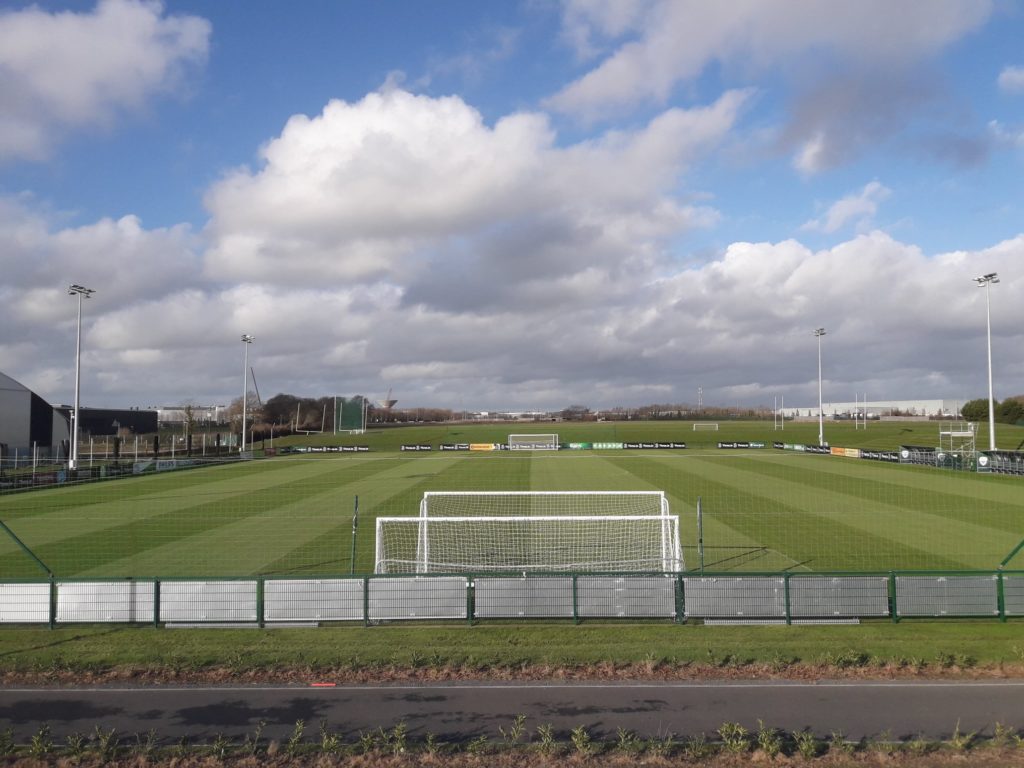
[68,284,95,471]
[974,273,999,451]
[814,328,826,446]
[241,334,254,453]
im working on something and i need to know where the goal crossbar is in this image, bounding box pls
[419,490,670,517]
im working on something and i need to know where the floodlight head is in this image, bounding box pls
[241,334,254,344]
[814,327,826,337]
[68,284,94,297]
[974,273,999,286]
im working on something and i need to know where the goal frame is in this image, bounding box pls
[507,434,560,450]
[692,422,720,431]
[419,490,670,518]
[374,514,682,574]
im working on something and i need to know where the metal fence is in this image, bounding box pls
[1,570,1021,627]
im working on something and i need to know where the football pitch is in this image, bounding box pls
[2,421,1023,580]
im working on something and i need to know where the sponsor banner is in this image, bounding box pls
[773,442,785,449]
[592,442,624,450]
[844,448,862,459]
[439,443,470,451]
[568,442,592,450]
[400,444,433,451]
[294,445,370,453]
[804,445,830,454]
[718,441,767,449]
[470,443,497,452]
[899,445,936,466]
[860,450,900,462]
[622,441,686,449]
[830,447,845,456]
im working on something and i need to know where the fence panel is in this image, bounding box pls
[368,577,466,620]
[57,580,154,623]
[264,578,364,622]
[577,575,676,618]
[683,576,785,618]
[160,580,258,623]
[895,575,998,617]
[789,575,889,618]
[1003,574,1024,617]
[474,577,573,618]
[0,582,50,623]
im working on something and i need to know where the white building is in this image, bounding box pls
[156,405,227,425]
[780,399,964,419]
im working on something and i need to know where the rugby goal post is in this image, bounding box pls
[693,422,719,431]
[375,491,682,574]
[508,433,559,450]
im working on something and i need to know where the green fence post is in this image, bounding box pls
[153,579,161,628]
[784,573,792,625]
[888,572,899,623]
[997,571,1006,623]
[350,495,359,575]
[257,577,265,629]
[675,574,685,624]
[466,576,474,626]
[363,576,370,627]
[48,576,56,630]
[572,574,579,625]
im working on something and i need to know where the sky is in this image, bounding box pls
[1,0,1022,412]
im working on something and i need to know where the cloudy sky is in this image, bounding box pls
[1,0,1022,412]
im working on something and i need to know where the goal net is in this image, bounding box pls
[375,491,682,573]
[508,434,559,450]
[693,422,719,431]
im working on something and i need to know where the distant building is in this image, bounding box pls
[156,405,226,426]
[0,371,69,456]
[780,399,964,419]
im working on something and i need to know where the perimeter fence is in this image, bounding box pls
[1,569,1021,628]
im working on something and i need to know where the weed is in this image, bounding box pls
[286,719,305,757]
[466,734,490,755]
[950,719,976,751]
[318,719,341,755]
[358,731,377,754]
[133,728,159,759]
[93,725,119,761]
[906,734,931,755]
[499,714,527,747]
[615,727,643,755]
[0,729,13,757]
[756,719,782,757]
[174,736,190,758]
[570,724,594,756]
[769,652,794,673]
[536,723,558,755]
[994,721,1016,746]
[718,721,749,753]
[29,725,54,759]
[390,721,408,755]
[65,731,90,760]
[683,732,714,759]
[792,729,818,759]
[828,730,855,755]
[825,649,869,668]
[209,733,233,761]
[646,731,675,758]
[424,731,443,756]
[243,720,266,756]
[869,729,895,755]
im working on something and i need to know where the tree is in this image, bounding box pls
[997,398,1024,425]
[959,398,990,421]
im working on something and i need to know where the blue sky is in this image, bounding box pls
[1,0,1022,411]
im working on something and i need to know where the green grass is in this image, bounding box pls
[2,420,1024,579]
[1,620,1021,673]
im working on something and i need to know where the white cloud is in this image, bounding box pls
[3,88,1023,412]
[801,182,892,234]
[0,0,210,161]
[998,65,1024,93]
[547,1,992,173]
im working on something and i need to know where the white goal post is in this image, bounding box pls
[508,434,559,450]
[375,491,682,574]
[693,422,719,431]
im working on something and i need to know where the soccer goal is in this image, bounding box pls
[508,434,559,450]
[374,491,682,574]
[693,422,719,431]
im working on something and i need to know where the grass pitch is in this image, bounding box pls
[2,420,1023,580]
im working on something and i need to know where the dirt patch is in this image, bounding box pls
[3,660,1022,687]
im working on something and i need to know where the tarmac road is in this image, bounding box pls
[2,680,1023,744]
